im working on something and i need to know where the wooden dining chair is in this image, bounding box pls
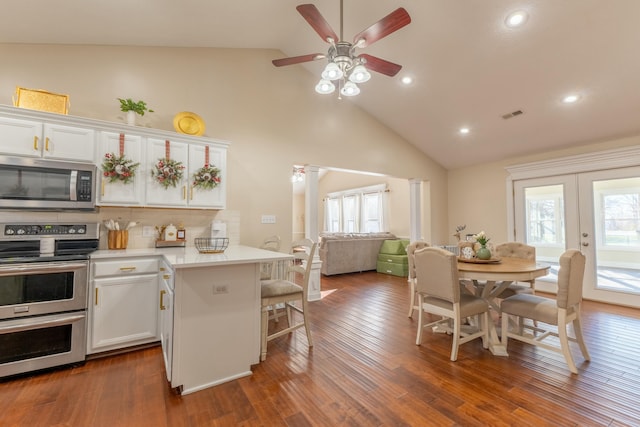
[500,249,591,374]
[260,238,316,361]
[414,247,490,361]
[406,241,430,317]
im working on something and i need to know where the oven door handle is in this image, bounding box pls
[0,313,85,335]
[0,262,87,275]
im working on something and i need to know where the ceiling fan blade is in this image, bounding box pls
[353,8,411,48]
[296,4,339,43]
[272,53,326,67]
[359,54,402,77]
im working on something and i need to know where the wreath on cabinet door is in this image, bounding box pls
[192,164,221,190]
[151,157,185,188]
[101,152,139,184]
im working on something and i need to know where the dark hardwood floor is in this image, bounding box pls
[2,271,640,426]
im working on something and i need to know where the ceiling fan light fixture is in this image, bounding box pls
[349,65,371,83]
[321,62,344,80]
[315,79,336,94]
[341,81,360,97]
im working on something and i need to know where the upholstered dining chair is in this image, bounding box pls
[500,249,591,374]
[493,242,536,299]
[406,241,430,317]
[260,238,316,361]
[414,247,490,361]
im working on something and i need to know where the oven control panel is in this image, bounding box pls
[0,223,99,240]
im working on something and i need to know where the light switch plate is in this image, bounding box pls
[261,215,276,224]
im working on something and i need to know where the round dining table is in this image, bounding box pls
[456,256,550,355]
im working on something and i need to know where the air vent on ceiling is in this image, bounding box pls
[502,110,523,119]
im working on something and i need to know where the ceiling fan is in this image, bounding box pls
[272,1,411,97]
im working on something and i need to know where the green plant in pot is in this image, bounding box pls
[117,98,154,125]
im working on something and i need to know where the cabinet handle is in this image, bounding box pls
[182,185,186,200]
[163,274,171,280]
[101,180,105,196]
[119,266,137,271]
[160,290,167,310]
[160,267,166,272]
[33,136,39,151]
[95,288,99,306]
[45,137,50,151]
[190,186,194,200]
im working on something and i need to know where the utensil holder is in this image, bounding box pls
[108,230,129,250]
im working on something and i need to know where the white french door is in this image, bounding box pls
[513,166,640,307]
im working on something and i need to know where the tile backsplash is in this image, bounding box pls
[0,208,240,250]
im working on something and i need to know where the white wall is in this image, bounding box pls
[0,44,448,248]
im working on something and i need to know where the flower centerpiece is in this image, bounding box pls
[151,157,185,188]
[192,164,221,190]
[473,231,492,260]
[101,153,139,184]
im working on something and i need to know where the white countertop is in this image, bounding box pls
[90,245,292,269]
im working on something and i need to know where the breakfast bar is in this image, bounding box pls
[91,245,292,395]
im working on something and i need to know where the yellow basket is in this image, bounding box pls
[13,86,69,114]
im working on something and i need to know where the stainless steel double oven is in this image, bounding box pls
[0,223,98,378]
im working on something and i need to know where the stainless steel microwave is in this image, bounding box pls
[0,155,96,211]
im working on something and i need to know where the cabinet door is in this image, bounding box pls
[188,143,226,209]
[89,273,159,353]
[159,263,174,381]
[97,131,144,205]
[42,123,95,161]
[0,116,43,157]
[145,138,189,207]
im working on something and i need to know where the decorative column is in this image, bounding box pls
[304,165,322,301]
[409,179,422,242]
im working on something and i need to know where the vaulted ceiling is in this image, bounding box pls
[3,1,639,169]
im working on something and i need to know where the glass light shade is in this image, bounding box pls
[349,65,371,83]
[321,62,344,80]
[315,79,336,94]
[340,81,360,97]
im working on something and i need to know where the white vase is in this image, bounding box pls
[126,110,136,126]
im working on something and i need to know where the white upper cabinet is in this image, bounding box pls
[96,131,144,206]
[145,138,190,207]
[188,143,226,209]
[145,139,226,209]
[0,115,95,161]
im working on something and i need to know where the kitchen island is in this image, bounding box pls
[91,245,292,395]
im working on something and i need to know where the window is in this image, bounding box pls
[594,178,640,248]
[524,185,565,246]
[324,184,388,233]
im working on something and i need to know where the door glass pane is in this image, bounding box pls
[592,177,640,294]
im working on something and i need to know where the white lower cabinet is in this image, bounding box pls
[88,257,160,354]
[159,261,174,381]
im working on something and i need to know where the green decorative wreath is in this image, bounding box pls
[151,157,185,188]
[192,165,221,190]
[101,152,139,184]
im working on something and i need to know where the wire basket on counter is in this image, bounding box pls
[195,237,229,254]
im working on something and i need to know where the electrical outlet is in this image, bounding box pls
[261,215,276,224]
[142,226,155,237]
[213,285,228,294]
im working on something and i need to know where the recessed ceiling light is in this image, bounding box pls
[562,94,581,104]
[401,76,413,85]
[505,10,528,28]
[459,127,470,135]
